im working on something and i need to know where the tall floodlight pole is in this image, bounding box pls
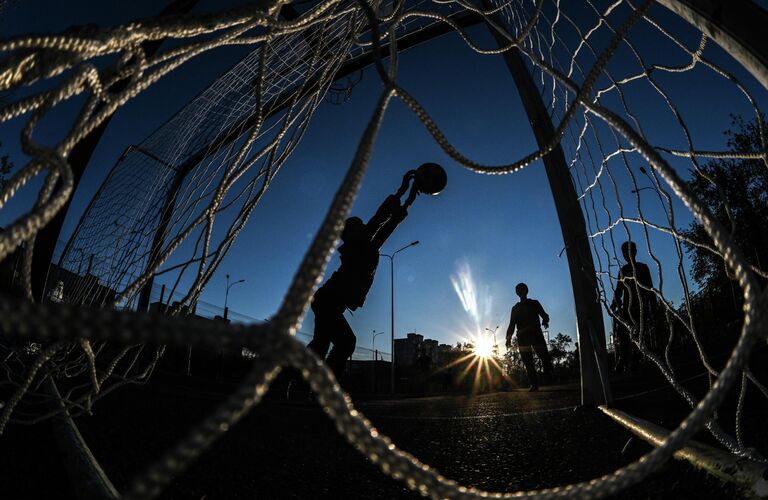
[381,241,419,394]
[483,7,612,405]
[224,274,245,320]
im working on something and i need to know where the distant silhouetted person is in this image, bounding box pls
[505,283,553,391]
[308,170,429,381]
[611,241,656,374]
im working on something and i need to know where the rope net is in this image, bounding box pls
[488,0,768,463]
[0,0,766,498]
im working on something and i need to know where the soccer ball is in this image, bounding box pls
[414,162,447,195]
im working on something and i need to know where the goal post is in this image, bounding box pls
[656,0,768,89]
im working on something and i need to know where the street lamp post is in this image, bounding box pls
[372,330,384,393]
[485,326,499,357]
[485,326,499,346]
[380,240,419,394]
[224,274,245,320]
[372,330,385,360]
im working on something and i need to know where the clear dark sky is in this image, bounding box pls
[2,1,766,352]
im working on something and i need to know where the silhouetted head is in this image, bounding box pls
[341,217,365,243]
[515,282,528,299]
[621,241,638,263]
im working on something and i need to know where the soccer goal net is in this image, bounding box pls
[0,0,766,498]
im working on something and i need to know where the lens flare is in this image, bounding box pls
[449,258,493,334]
[473,333,494,358]
[441,331,507,394]
[445,258,507,393]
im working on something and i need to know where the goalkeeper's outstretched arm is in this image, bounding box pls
[368,170,418,249]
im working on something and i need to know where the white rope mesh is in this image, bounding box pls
[0,0,766,498]
[501,0,768,460]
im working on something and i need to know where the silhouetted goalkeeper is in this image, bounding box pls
[309,163,447,379]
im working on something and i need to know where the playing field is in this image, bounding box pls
[4,367,757,499]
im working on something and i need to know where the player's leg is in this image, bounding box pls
[517,334,538,390]
[531,330,553,378]
[326,314,356,378]
[287,292,336,400]
[307,291,334,360]
[614,321,631,374]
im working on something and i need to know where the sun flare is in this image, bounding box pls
[446,259,508,392]
[473,334,495,358]
[442,331,508,394]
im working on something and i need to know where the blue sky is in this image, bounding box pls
[2,1,766,355]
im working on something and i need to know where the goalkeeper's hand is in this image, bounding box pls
[395,170,417,198]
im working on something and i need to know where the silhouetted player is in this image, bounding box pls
[505,283,552,391]
[611,241,655,374]
[309,164,446,380]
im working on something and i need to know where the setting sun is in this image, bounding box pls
[473,334,495,358]
[442,331,507,395]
